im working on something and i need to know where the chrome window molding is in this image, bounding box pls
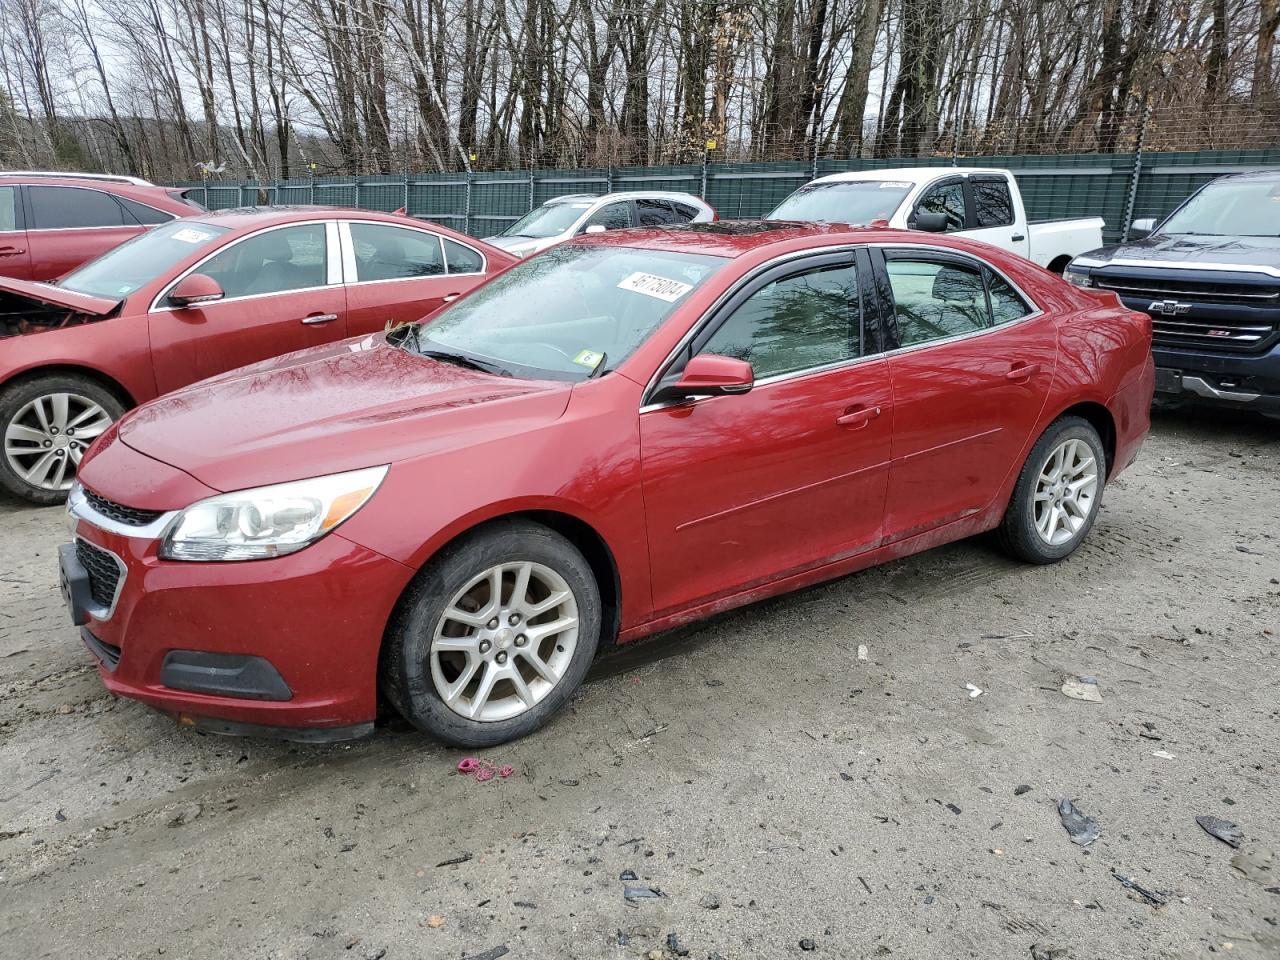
[339,219,488,285]
[149,219,341,313]
[639,240,1044,411]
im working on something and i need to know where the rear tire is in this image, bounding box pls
[0,374,124,505]
[381,519,601,748]
[997,417,1106,564]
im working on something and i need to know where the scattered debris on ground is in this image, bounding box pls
[1057,798,1100,846]
[1196,815,1244,848]
[1060,677,1102,702]
[1112,871,1168,907]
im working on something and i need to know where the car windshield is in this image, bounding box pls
[767,180,911,224]
[499,201,595,239]
[59,221,231,298]
[396,243,728,381]
[1159,179,1280,237]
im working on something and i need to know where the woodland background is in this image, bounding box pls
[1,0,1278,180]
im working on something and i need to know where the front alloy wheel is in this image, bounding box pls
[382,520,601,747]
[431,561,580,722]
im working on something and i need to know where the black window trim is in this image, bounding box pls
[642,246,885,409]
[872,244,1042,354]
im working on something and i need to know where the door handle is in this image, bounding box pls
[442,292,462,303]
[836,405,881,429]
[1011,234,1026,242]
[0,246,25,257]
[1005,362,1040,382]
[301,313,339,325]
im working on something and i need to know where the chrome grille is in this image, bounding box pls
[1149,317,1277,352]
[83,488,164,527]
[76,539,121,610]
[1094,276,1280,305]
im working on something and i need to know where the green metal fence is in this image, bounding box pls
[173,148,1280,245]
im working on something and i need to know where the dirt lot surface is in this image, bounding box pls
[1,411,1277,960]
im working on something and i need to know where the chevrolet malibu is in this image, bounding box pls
[63,222,1154,747]
[1,206,514,503]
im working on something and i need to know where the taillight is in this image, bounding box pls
[709,205,719,222]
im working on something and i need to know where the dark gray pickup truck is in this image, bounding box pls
[1064,171,1280,419]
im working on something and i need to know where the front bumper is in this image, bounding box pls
[68,515,415,737]
[1153,342,1280,415]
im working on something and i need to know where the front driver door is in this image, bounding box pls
[149,221,346,394]
[877,247,1057,541]
[640,250,893,617]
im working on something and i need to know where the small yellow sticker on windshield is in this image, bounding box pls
[573,349,604,368]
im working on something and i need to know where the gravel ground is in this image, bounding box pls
[0,410,1277,960]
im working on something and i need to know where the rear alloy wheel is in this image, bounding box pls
[0,375,123,505]
[382,520,600,747]
[997,416,1106,564]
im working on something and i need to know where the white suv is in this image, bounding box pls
[484,191,716,257]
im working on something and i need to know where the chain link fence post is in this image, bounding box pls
[465,171,473,236]
[528,164,535,212]
[701,147,709,198]
[1122,104,1151,243]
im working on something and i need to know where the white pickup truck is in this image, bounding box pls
[767,167,1105,273]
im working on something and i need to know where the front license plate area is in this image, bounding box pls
[58,542,93,627]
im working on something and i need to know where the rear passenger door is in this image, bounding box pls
[963,176,1029,257]
[875,247,1057,541]
[341,221,491,334]
[0,186,31,280]
[23,185,147,279]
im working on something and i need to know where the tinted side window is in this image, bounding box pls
[971,178,1014,227]
[350,222,444,281]
[443,237,484,274]
[885,258,989,346]
[119,197,175,225]
[987,268,1031,324]
[197,224,328,299]
[637,198,680,227]
[701,264,860,379]
[583,202,631,231]
[29,186,125,229]
[915,181,966,231]
[670,201,699,221]
[0,187,16,231]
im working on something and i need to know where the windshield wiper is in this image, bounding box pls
[420,348,511,377]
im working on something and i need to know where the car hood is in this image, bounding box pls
[0,275,121,315]
[117,336,573,491]
[1079,233,1280,272]
[482,235,548,255]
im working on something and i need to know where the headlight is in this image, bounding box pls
[159,465,387,561]
[1064,268,1093,288]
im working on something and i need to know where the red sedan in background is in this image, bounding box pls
[64,221,1154,746]
[0,172,203,280]
[1,207,515,502]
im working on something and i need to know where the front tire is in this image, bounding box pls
[0,374,123,505]
[381,520,601,748]
[997,416,1106,564]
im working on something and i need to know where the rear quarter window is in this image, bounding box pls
[28,186,126,229]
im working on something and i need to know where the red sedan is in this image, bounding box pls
[1,207,515,502]
[63,222,1154,746]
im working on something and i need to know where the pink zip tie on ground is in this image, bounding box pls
[456,757,480,774]
[456,756,515,782]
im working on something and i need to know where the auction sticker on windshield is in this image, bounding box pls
[617,272,694,302]
[172,227,216,244]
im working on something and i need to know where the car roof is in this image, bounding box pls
[569,219,909,258]
[807,166,1009,186]
[184,205,436,228]
[542,191,709,206]
[1216,170,1280,183]
[0,170,154,186]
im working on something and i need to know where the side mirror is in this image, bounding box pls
[1129,217,1156,240]
[169,273,224,308]
[651,354,754,405]
[912,211,949,233]
[583,224,607,235]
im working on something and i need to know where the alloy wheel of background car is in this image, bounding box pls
[430,560,580,723]
[0,375,124,505]
[381,519,601,747]
[997,416,1106,565]
[1032,438,1099,547]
